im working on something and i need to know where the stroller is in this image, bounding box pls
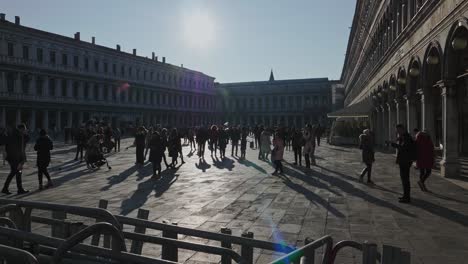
[85,135,112,170]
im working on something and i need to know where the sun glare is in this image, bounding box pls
[182,9,216,50]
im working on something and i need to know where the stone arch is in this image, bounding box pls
[396,67,407,98]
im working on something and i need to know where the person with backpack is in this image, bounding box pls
[389,124,416,203]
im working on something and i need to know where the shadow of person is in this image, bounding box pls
[409,197,468,227]
[187,150,195,158]
[233,156,268,174]
[120,177,156,215]
[135,163,154,181]
[212,157,235,171]
[426,190,468,204]
[101,165,139,191]
[154,169,179,198]
[195,159,211,172]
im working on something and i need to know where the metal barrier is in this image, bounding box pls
[0,244,39,264]
[0,198,408,264]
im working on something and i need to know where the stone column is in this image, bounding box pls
[0,107,5,128]
[30,110,36,131]
[420,90,435,134]
[405,95,417,132]
[439,81,459,178]
[387,102,396,141]
[42,110,49,129]
[381,106,388,145]
[395,98,405,125]
[56,111,61,131]
[16,109,21,125]
[66,111,72,128]
[29,75,36,95]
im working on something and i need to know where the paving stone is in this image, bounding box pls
[2,138,468,263]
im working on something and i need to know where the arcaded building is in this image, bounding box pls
[336,0,468,178]
[218,71,332,127]
[0,14,218,132]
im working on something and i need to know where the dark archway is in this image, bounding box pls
[407,57,422,130]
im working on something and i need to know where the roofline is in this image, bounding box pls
[218,77,330,87]
[0,19,215,79]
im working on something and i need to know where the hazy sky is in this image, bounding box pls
[3,0,356,83]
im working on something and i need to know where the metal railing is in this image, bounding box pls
[0,198,408,263]
[0,244,39,264]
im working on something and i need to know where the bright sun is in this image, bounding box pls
[182,9,216,49]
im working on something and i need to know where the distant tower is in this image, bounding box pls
[269,69,275,81]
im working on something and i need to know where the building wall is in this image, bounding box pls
[0,15,219,130]
[218,78,332,127]
[340,0,468,177]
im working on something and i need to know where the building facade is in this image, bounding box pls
[0,14,218,132]
[339,0,468,177]
[218,72,332,127]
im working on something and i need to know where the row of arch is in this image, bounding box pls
[369,19,468,176]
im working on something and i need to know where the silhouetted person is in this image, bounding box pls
[390,124,416,203]
[231,127,240,156]
[415,130,434,192]
[359,129,374,184]
[272,131,285,175]
[240,127,248,159]
[1,124,30,195]
[34,129,54,190]
[149,131,163,178]
[75,127,86,161]
[113,128,121,152]
[292,128,303,166]
[134,126,147,165]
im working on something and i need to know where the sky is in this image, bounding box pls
[2,0,356,83]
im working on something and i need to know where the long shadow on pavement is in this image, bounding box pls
[233,157,268,174]
[101,165,139,191]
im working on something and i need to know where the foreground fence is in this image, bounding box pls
[0,198,410,263]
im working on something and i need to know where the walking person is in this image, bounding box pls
[1,124,30,194]
[34,129,54,190]
[359,129,375,184]
[196,126,207,159]
[254,125,262,149]
[209,125,219,157]
[178,129,185,164]
[415,130,434,192]
[316,124,323,146]
[134,126,147,166]
[260,128,271,160]
[390,124,416,203]
[271,131,285,175]
[218,127,228,159]
[292,128,303,166]
[160,128,171,168]
[144,127,153,160]
[303,125,316,168]
[240,127,248,159]
[149,130,163,178]
[188,127,196,151]
[74,127,86,161]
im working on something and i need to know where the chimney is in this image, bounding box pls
[116,44,121,51]
[155,56,158,62]
[162,57,166,63]
[92,37,95,44]
[133,49,136,55]
[0,14,5,21]
[152,52,155,60]
[14,16,20,25]
[74,32,80,40]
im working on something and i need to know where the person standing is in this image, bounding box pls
[160,128,170,168]
[218,127,228,159]
[113,127,121,152]
[144,127,153,160]
[359,129,375,184]
[134,126,147,166]
[196,126,207,159]
[209,125,219,157]
[271,131,285,175]
[390,124,416,203]
[168,128,180,168]
[75,127,86,161]
[303,125,316,168]
[292,128,303,166]
[231,126,240,156]
[254,125,262,149]
[34,129,54,190]
[1,124,30,194]
[240,127,248,159]
[415,130,434,192]
[260,128,271,160]
[316,124,323,146]
[178,129,185,164]
[188,127,196,151]
[149,130,163,178]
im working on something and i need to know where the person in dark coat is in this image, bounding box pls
[160,128,170,168]
[415,130,434,192]
[148,131,163,178]
[75,127,86,161]
[359,129,375,184]
[34,129,54,189]
[196,126,208,159]
[292,128,303,166]
[168,128,180,168]
[209,125,219,157]
[240,127,248,159]
[218,127,228,159]
[134,126,147,165]
[1,124,30,194]
[231,126,241,156]
[390,124,415,203]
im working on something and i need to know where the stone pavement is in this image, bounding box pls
[1,138,468,264]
